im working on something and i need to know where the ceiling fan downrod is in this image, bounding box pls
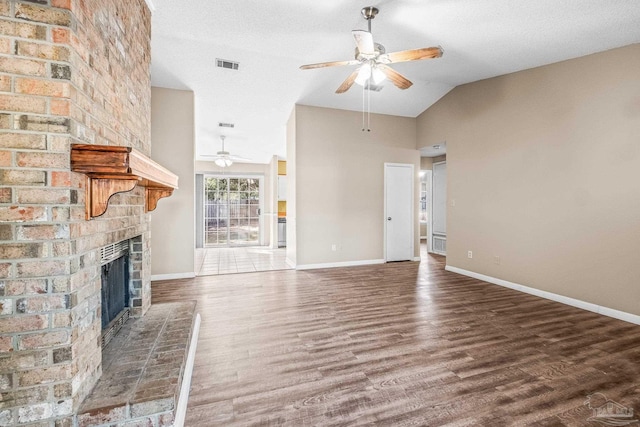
[361,6,378,32]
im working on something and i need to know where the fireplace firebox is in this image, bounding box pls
[100,240,131,348]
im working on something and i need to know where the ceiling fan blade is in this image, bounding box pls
[228,155,251,162]
[336,69,360,94]
[300,59,359,70]
[352,30,374,55]
[385,47,443,63]
[377,64,413,90]
[200,154,251,163]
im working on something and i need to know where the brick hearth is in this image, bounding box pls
[77,302,196,427]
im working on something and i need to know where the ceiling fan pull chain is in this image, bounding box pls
[367,79,371,132]
[362,82,365,131]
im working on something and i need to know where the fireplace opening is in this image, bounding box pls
[100,240,131,348]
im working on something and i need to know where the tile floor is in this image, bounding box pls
[195,246,290,276]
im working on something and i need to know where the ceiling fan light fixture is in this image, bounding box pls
[371,66,386,85]
[355,63,372,86]
[214,158,233,168]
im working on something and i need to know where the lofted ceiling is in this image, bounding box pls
[150,0,640,162]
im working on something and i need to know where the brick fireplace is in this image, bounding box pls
[0,0,158,425]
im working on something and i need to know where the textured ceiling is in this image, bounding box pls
[150,0,640,162]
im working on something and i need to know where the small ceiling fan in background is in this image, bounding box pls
[300,6,443,93]
[201,135,249,167]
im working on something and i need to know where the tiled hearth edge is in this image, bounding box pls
[76,302,200,427]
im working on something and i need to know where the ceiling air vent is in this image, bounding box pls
[218,122,235,128]
[216,58,239,70]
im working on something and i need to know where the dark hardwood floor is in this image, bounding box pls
[152,253,640,426]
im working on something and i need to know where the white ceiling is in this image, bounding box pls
[150,0,640,163]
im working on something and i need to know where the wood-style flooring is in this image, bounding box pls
[151,253,640,426]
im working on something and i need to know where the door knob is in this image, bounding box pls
[387,217,392,221]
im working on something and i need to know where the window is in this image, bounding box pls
[204,176,261,246]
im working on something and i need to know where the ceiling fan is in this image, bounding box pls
[300,6,443,93]
[201,135,250,168]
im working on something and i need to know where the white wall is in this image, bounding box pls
[150,87,195,279]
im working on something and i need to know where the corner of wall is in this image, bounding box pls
[150,88,196,277]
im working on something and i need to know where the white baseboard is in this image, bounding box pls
[445,265,640,326]
[285,258,296,269]
[413,256,422,262]
[150,272,196,281]
[297,259,385,271]
[174,313,200,427]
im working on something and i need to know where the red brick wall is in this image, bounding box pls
[0,0,152,425]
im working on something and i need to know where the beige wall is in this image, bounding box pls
[150,87,195,277]
[419,155,446,171]
[195,160,274,246]
[420,157,433,170]
[286,108,297,265]
[417,43,640,315]
[293,105,420,266]
[195,161,271,177]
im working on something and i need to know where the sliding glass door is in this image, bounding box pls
[204,176,261,246]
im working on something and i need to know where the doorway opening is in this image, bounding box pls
[203,176,262,247]
[419,170,432,252]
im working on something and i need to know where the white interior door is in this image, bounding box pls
[385,163,414,262]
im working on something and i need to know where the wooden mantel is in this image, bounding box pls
[71,144,179,219]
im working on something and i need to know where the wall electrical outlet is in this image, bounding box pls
[494,256,501,265]
[467,251,473,259]
[451,199,456,207]
[331,244,337,251]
